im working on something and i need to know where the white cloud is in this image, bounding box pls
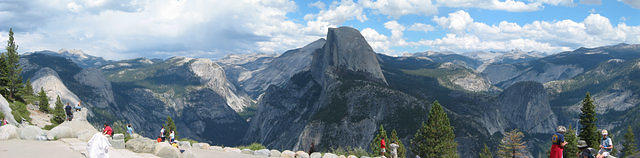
[309,1,326,9]
[384,21,408,46]
[619,0,640,9]
[361,0,438,18]
[435,0,542,12]
[361,28,391,53]
[411,10,640,53]
[408,23,436,32]
[304,0,367,36]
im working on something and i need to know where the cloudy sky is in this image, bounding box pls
[1,0,639,59]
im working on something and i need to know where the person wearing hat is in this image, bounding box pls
[551,126,568,158]
[597,129,614,158]
[577,140,596,158]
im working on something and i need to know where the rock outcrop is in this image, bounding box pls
[0,95,18,125]
[31,67,81,108]
[189,58,253,112]
[0,124,18,140]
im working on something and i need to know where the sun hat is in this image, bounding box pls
[602,129,608,135]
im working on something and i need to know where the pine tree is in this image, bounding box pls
[411,101,458,158]
[622,125,638,157]
[389,129,406,158]
[164,116,177,139]
[579,93,599,149]
[497,129,526,158]
[479,143,493,158]
[565,126,579,158]
[37,88,50,113]
[370,125,389,157]
[0,28,23,100]
[17,79,34,102]
[50,96,65,125]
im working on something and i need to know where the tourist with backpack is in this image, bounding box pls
[64,103,73,121]
[597,130,614,158]
[578,140,597,158]
[551,126,568,158]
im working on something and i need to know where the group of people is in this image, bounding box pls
[550,126,614,158]
[158,126,177,147]
[378,138,401,158]
[64,101,83,121]
[100,123,135,137]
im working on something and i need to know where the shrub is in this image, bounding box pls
[9,101,31,123]
[329,146,371,157]
[237,143,266,151]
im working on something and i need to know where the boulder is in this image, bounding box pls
[254,149,270,157]
[192,143,210,149]
[270,150,282,157]
[338,155,346,158]
[182,149,197,158]
[77,130,94,141]
[126,138,157,153]
[310,152,323,158]
[224,147,241,153]
[322,153,339,158]
[18,125,46,140]
[113,133,124,139]
[281,150,296,158]
[0,95,18,125]
[153,142,181,158]
[296,151,310,158]
[46,125,74,140]
[209,146,223,151]
[178,141,191,149]
[0,124,18,140]
[242,149,254,154]
[110,138,125,149]
[347,155,357,158]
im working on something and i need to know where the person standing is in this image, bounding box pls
[64,103,73,121]
[381,138,386,156]
[551,126,568,158]
[308,142,316,154]
[597,130,613,158]
[160,126,166,142]
[389,141,400,158]
[126,124,134,136]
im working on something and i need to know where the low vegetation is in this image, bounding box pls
[236,142,266,151]
[328,146,370,157]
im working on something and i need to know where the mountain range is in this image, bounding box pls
[17,27,640,157]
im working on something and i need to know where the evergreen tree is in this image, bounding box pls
[0,28,23,100]
[479,143,493,158]
[389,129,406,158]
[565,126,579,158]
[50,96,65,125]
[37,88,50,113]
[579,93,599,148]
[370,125,389,157]
[411,101,458,158]
[622,125,638,157]
[497,129,526,158]
[164,116,177,139]
[17,79,34,102]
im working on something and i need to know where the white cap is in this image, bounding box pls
[602,129,608,135]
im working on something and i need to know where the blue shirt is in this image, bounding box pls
[552,132,565,145]
[601,137,612,152]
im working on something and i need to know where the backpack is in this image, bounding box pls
[580,148,596,158]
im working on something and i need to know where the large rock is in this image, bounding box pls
[310,152,322,158]
[209,146,223,151]
[242,149,253,154]
[347,155,357,158]
[192,142,209,149]
[224,147,241,153]
[270,150,281,157]
[154,142,181,158]
[46,125,74,140]
[110,134,125,149]
[0,95,18,125]
[178,141,192,149]
[254,149,270,157]
[125,137,157,153]
[18,125,46,140]
[0,124,18,140]
[281,150,296,158]
[182,149,197,158]
[296,151,310,158]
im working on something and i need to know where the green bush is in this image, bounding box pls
[328,146,371,157]
[9,101,31,123]
[237,143,266,151]
[43,124,56,130]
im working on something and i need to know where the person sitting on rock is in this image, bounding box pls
[170,130,175,142]
[102,123,113,137]
[597,130,614,158]
[64,103,73,121]
[74,101,82,112]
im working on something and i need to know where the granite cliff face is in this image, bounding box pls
[245,27,426,153]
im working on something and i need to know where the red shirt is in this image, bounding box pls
[381,139,386,148]
[103,126,113,136]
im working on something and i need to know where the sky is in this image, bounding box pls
[0,0,639,60]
